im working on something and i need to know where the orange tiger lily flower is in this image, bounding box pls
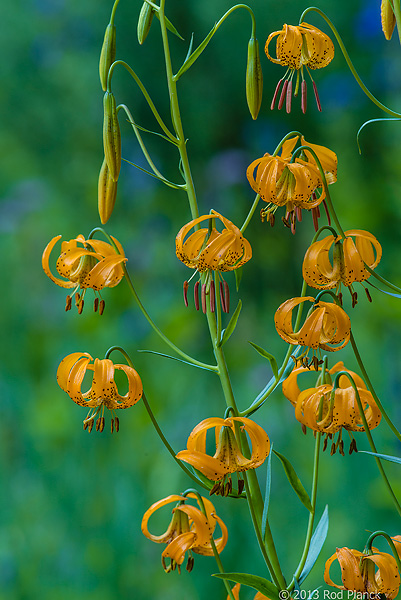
[265,23,334,113]
[274,297,351,353]
[42,234,126,314]
[141,492,228,573]
[176,417,270,496]
[176,210,251,314]
[282,361,381,454]
[324,547,400,599]
[302,230,382,302]
[57,352,143,432]
[247,135,337,233]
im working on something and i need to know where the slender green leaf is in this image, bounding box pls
[234,267,243,291]
[359,451,401,464]
[122,158,183,189]
[249,341,278,380]
[261,444,273,539]
[213,573,280,600]
[137,349,216,371]
[366,281,401,299]
[184,32,194,63]
[273,450,313,513]
[217,300,242,347]
[155,11,184,40]
[298,506,329,584]
[175,24,217,79]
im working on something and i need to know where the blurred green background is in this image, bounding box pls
[2,0,401,598]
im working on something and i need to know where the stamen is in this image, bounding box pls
[269,212,275,227]
[260,208,266,223]
[278,80,289,110]
[323,436,328,451]
[330,442,336,455]
[364,287,372,303]
[282,216,291,229]
[201,283,207,314]
[186,556,194,573]
[65,295,72,311]
[286,80,293,113]
[322,199,331,225]
[78,299,84,314]
[99,299,105,315]
[312,81,322,112]
[87,420,94,433]
[351,291,358,308]
[338,292,343,306]
[295,206,302,222]
[111,418,114,433]
[271,78,284,110]
[94,297,99,312]
[219,281,227,313]
[223,281,230,313]
[210,481,221,496]
[114,416,120,432]
[311,206,319,232]
[301,424,307,435]
[75,292,80,306]
[83,421,88,431]
[183,280,189,307]
[301,80,307,114]
[290,211,296,235]
[210,280,216,313]
[194,281,200,311]
[339,440,345,456]
[237,478,245,494]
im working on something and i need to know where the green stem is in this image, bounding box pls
[109,0,120,24]
[290,432,321,589]
[105,346,210,489]
[350,332,401,442]
[392,0,401,45]
[159,0,199,221]
[332,371,401,517]
[300,8,401,118]
[89,228,217,372]
[241,194,260,233]
[272,131,302,157]
[107,60,177,141]
[365,531,401,572]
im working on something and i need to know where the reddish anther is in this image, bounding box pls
[99,299,105,315]
[94,297,99,312]
[312,81,322,112]
[365,287,372,303]
[210,280,216,313]
[290,212,296,235]
[183,280,189,307]
[320,200,331,225]
[277,80,288,110]
[114,416,120,432]
[286,80,293,113]
[269,212,275,227]
[223,281,230,313]
[201,283,207,314]
[301,80,307,114]
[312,206,319,232]
[295,206,302,222]
[194,281,200,311]
[271,78,284,110]
[219,281,227,313]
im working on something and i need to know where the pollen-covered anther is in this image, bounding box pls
[78,299,84,314]
[65,295,72,311]
[94,297,99,312]
[183,281,189,307]
[99,299,105,315]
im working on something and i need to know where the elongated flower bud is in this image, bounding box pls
[137,2,155,45]
[99,23,116,91]
[103,91,121,183]
[246,37,263,120]
[381,0,397,40]
[98,156,118,224]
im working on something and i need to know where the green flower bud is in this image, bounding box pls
[137,2,155,45]
[246,37,263,120]
[99,23,116,92]
[103,91,121,183]
[98,157,118,224]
